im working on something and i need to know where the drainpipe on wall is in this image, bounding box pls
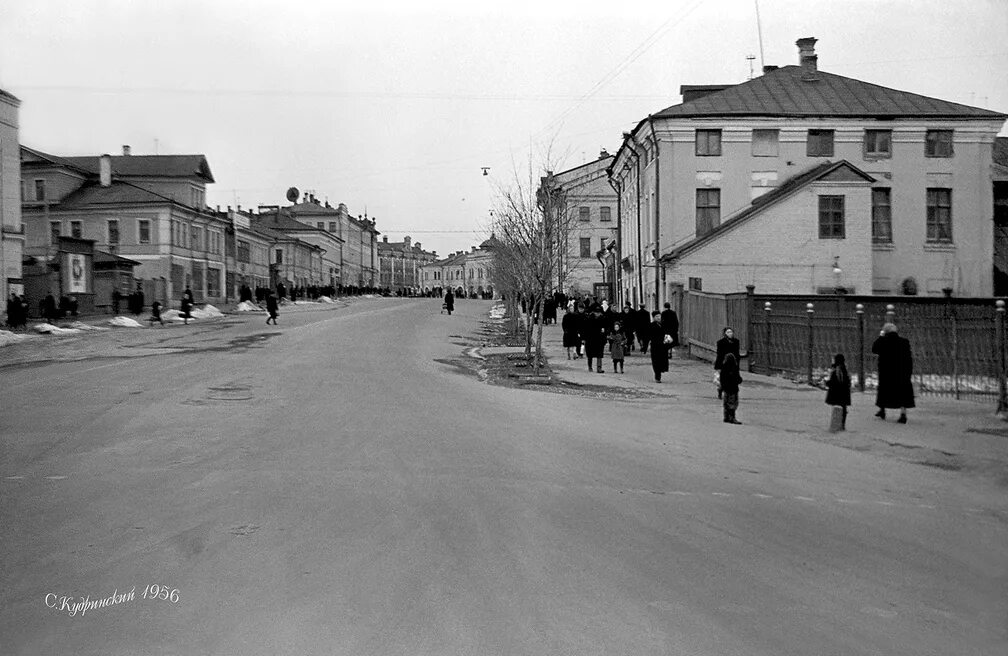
[608,174,622,308]
[648,115,661,307]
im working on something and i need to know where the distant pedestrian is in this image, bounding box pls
[180,287,194,325]
[636,304,651,353]
[562,304,581,359]
[648,311,670,382]
[584,306,607,373]
[266,293,279,325]
[608,321,626,373]
[825,353,851,431]
[720,352,743,424]
[149,301,164,326]
[443,290,454,315]
[620,304,635,352]
[714,327,741,399]
[872,323,914,423]
[42,293,58,324]
[111,289,121,315]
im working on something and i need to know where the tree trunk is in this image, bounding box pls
[533,293,545,376]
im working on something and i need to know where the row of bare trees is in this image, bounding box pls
[483,155,583,376]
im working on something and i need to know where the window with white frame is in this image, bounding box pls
[864,130,892,158]
[695,129,722,156]
[925,130,953,158]
[926,188,952,242]
[138,219,151,244]
[600,206,611,222]
[107,219,120,245]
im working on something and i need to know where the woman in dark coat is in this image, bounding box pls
[872,323,914,423]
[713,327,741,399]
[825,353,852,430]
[583,307,608,373]
[443,290,454,315]
[648,311,670,382]
[561,305,581,359]
[265,293,279,325]
[720,352,743,424]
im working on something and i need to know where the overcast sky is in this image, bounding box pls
[2,0,1006,256]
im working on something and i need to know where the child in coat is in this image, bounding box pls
[608,321,627,373]
[825,353,852,430]
[720,352,743,424]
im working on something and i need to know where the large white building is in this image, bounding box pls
[0,88,21,314]
[609,37,1007,309]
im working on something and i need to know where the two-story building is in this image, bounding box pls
[419,237,497,298]
[20,146,228,306]
[284,195,379,288]
[609,37,1007,308]
[377,235,438,293]
[0,88,21,314]
[539,152,618,299]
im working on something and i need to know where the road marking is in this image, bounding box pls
[711,492,732,497]
[5,476,25,480]
[752,493,773,498]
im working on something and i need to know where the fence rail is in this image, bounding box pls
[747,293,1007,403]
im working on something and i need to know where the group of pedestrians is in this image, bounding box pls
[4,293,30,330]
[559,300,680,382]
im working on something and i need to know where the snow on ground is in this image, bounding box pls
[236,301,262,312]
[191,304,223,319]
[109,316,145,328]
[318,296,334,303]
[69,321,110,331]
[488,304,507,320]
[0,330,32,347]
[31,323,82,335]
[161,309,189,322]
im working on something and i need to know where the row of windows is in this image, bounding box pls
[577,206,612,222]
[50,219,149,246]
[694,128,955,159]
[579,237,610,258]
[423,268,487,280]
[693,187,953,243]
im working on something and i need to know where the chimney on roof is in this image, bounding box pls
[762,65,778,74]
[599,148,610,159]
[471,246,477,253]
[122,145,131,156]
[796,37,818,71]
[383,235,388,243]
[99,154,112,187]
[404,236,411,248]
[415,242,421,250]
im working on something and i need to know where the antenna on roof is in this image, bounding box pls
[754,0,766,70]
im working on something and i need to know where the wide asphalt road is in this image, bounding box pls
[1,298,1005,655]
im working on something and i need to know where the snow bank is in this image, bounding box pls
[488,304,507,320]
[32,323,82,335]
[69,321,110,331]
[109,316,144,328]
[0,330,31,347]
[318,296,334,303]
[191,304,224,319]
[236,301,262,312]
[161,309,189,322]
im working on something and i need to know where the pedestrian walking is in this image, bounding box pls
[871,323,914,423]
[661,302,680,357]
[266,292,279,325]
[620,304,635,352]
[42,293,58,324]
[648,311,670,382]
[443,289,454,315]
[111,289,121,315]
[714,327,741,399]
[720,352,743,424]
[584,306,608,373]
[825,353,851,431]
[180,287,194,325]
[149,300,164,326]
[608,321,627,373]
[562,304,581,359]
[636,304,651,353]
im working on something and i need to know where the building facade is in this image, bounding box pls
[285,196,379,288]
[609,37,1007,308]
[539,152,618,298]
[419,238,497,298]
[377,235,438,293]
[1,88,21,315]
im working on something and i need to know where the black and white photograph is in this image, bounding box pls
[1,0,1007,653]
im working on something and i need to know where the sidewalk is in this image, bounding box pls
[489,310,1008,481]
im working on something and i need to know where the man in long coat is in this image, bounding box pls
[583,306,608,373]
[443,289,454,315]
[661,302,680,353]
[636,304,651,353]
[872,323,915,423]
[648,311,670,382]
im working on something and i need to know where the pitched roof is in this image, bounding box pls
[55,180,178,207]
[660,160,875,262]
[0,88,20,105]
[655,65,1007,120]
[62,154,215,182]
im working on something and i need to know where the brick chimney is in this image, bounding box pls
[99,154,112,187]
[383,235,388,243]
[796,37,818,71]
[122,145,131,156]
[403,236,411,248]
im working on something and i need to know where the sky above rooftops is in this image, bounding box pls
[1,0,1006,256]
